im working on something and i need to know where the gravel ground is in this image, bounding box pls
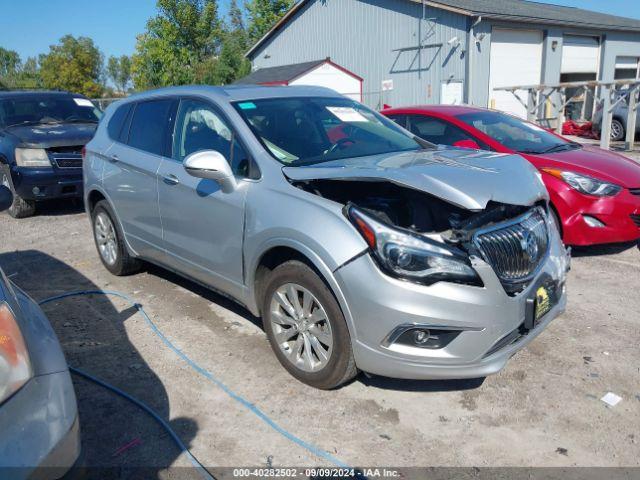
[0,180,639,474]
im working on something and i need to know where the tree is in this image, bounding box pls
[0,48,42,89]
[207,0,251,84]
[0,47,20,77]
[39,35,104,97]
[246,0,293,45]
[107,55,132,94]
[132,0,223,89]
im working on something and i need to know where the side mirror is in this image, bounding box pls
[0,186,13,212]
[184,150,236,191]
[453,139,481,150]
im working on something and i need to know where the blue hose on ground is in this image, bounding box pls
[38,290,348,469]
[68,365,214,480]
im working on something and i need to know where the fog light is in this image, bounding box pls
[413,329,431,345]
[32,187,40,195]
[583,215,605,228]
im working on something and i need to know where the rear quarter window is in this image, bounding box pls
[107,104,132,141]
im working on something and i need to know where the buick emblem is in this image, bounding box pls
[521,231,539,261]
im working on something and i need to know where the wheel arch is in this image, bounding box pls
[246,240,359,341]
[86,186,139,259]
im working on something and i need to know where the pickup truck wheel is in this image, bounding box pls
[1,171,36,219]
[91,200,141,276]
[262,260,357,389]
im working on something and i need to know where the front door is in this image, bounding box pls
[157,98,250,298]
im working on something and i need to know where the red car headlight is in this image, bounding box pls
[542,168,622,197]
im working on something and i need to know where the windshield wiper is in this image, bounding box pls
[540,142,582,154]
[64,119,99,124]
[4,120,57,129]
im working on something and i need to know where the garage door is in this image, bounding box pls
[561,35,599,74]
[489,28,543,118]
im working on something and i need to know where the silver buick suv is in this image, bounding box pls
[83,85,570,389]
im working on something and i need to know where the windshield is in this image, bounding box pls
[233,97,424,166]
[0,95,102,128]
[457,110,580,154]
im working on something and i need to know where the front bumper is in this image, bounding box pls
[0,372,80,479]
[551,181,640,246]
[11,166,83,201]
[334,224,569,380]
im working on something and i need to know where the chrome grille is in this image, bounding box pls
[51,154,82,169]
[473,208,549,286]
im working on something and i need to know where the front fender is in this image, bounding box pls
[243,186,367,327]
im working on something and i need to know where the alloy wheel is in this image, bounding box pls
[269,283,333,372]
[95,212,118,266]
[610,121,623,140]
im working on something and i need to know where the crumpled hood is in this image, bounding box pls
[8,123,97,149]
[283,146,548,210]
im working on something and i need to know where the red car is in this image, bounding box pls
[381,105,640,246]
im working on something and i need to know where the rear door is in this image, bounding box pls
[103,98,177,262]
[157,97,250,298]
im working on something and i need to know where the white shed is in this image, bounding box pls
[235,58,363,102]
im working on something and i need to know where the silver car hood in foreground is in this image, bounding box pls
[283,146,548,210]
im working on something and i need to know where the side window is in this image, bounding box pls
[386,114,408,129]
[407,115,482,148]
[106,103,131,141]
[174,99,250,177]
[127,99,175,156]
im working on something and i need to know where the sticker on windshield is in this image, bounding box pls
[238,102,257,110]
[326,107,368,123]
[73,98,94,107]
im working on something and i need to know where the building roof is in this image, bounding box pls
[234,60,327,85]
[234,58,363,85]
[246,0,640,58]
[430,0,640,31]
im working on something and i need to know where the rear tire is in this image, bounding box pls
[91,200,141,276]
[1,170,36,219]
[261,260,358,389]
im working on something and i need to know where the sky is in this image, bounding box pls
[0,0,639,61]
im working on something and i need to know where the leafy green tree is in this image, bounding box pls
[107,55,132,94]
[0,47,20,77]
[39,35,104,97]
[132,0,223,89]
[0,48,42,89]
[246,0,293,45]
[207,0,251,84]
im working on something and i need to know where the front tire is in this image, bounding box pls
[1,170,35,219]
[91,200,141,276]
[262,260,357,389]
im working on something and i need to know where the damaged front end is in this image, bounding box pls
[291,177,555,295]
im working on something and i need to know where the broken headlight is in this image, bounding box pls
[347,206,480,286]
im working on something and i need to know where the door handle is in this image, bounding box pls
[163,174,180,186]
[108,154,119,163]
